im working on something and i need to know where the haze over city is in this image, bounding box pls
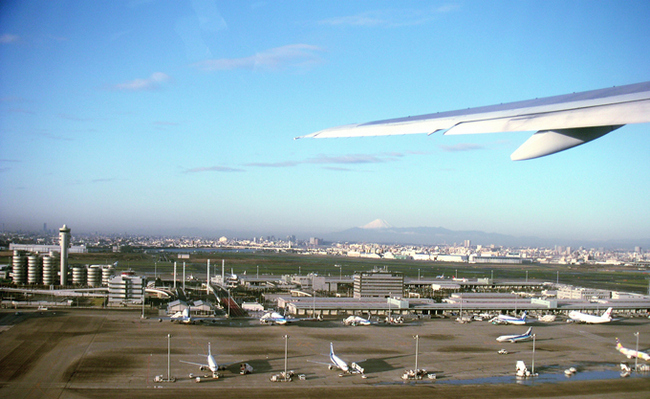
[1,1,649,244]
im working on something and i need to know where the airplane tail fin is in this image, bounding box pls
[526,327,533,336]
[603,307,613,319]
[182,308,190,318]
[330,342,334,355]
[208,342,212,357]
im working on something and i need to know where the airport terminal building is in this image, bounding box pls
[353,270,403,298]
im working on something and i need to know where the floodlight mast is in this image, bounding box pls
[532,334,536,376]
[283,335,289,376]
[414,335,419,370]
[635,332,640,372]
[167,334,171,381]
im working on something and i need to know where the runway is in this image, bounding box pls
[1,309,649,398]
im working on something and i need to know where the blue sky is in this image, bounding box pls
[1,0,649,244]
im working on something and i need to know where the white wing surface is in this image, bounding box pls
[296,81,650,160]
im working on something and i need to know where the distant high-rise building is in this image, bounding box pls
[43,223,47,232]
[59,224,71,286]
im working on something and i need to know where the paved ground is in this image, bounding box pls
[1,309,650,398]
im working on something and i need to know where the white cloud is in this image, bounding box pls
[0,34,20,44]
[192,44,324,72]
[111,72,171,91]
[247,151,412,168]
[438,143,484,152]
[319,5,459,27]
[184,166,244,173]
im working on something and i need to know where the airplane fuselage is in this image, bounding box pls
[496,328,533,343]
[495,313,527,325]
[616,339,650,361]
[568,308,613,324]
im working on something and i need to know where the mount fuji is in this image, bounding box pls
[360,219,392,229]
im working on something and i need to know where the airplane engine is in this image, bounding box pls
[240,363,254,374]
[351,362,364,374]
[199,366,208,371]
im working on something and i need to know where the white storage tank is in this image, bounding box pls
[42,255,56,286]
[72,266,87,286]
[88,265,102,287]
[12,250,27,285]
[102,266,114,286]
[27,254,42,285]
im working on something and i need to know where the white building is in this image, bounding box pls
[108,274,145,305]
[436,254,467,262]
[557,286,610,301]
[353,270,403,299]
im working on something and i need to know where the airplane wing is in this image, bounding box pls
[306,359,334,366]
[296,81,650,161]
[179,360,208,368]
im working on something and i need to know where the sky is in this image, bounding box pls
[1,0,649,245]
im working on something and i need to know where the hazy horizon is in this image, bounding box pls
[3,219,649,251]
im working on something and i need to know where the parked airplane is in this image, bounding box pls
[492,312,528,325]
[615,338,650,362]
[259,311,295,325]
[496,327,534,343]
[309,343,367,377]
[259,311,322,325]
[160,308,224,324]
[568,307,613,324]
[342,315,377,326]
[180,342,219,378]
[296,81,650,160]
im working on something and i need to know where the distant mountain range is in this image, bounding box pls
[320,219,649,249]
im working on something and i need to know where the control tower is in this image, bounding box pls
[59,224,71,286]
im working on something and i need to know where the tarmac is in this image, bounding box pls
[1,308,650,398]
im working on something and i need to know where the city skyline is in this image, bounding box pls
[3,219,649,251]
[1,1,650,243]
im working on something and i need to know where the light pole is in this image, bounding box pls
[635,331,640,371]
[227,289,231,318]
[167,334,171,381]
[413,335,420,371]
[283,335,289,377]
[531,334,536,376]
